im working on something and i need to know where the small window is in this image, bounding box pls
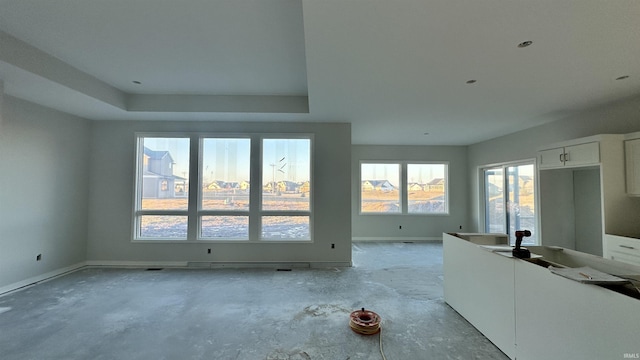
[407,163,448,214]
[360,163,401,214]
[261,216,310,240]
[201,216,249,240]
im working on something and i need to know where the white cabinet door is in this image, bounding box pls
[538,142,599,169]
[625,138,640,196]
[564,142,599,168]
[539,147,565,169]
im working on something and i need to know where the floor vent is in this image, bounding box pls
[276,269,292,272]
[403,241,414,244]
[146,268,164,271]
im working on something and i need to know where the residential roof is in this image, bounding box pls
[144,147,173,162]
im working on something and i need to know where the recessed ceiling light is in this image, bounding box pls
[466,79,477,84]
[132,80,142,85]
[615,75,630,80]
[423,132,430,136]
[517,41,533,48]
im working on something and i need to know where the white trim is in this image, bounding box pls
[86,260,351,269]
[85,260,189,268]
[309,262,352,268]
[352,236,442,242]
[0,260,354,297]
[0,262,87,297]
[0,79,4,128]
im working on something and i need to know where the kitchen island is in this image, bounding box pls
[443,232,640,360]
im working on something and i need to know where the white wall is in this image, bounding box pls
[467,95,640,232]
[86,121,352,266]
[351,145,468,240]
[0,96,90,291]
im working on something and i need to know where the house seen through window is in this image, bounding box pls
[134,135,312,241]
[360,162,448,215]
[484,162,537,245]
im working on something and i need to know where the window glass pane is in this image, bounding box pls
[201,138,251,211]
[139,215,188,239]
[485,167,505,233]
[262,139,311,211]
[360,163,400,213]
[261,216,310,240]
[140,138,189,210]
[507,164,536,245]
[201,216,248,240]
[407,164,447,213]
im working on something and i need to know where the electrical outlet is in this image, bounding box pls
[399,225,402,230]
[331,243,335,249]
[36,254,42,261]
[207,248,211,254]
[459,225,462,230]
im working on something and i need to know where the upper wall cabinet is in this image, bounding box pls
[537,134,636,256]
[538,141,599,169]
[624,132,640,196]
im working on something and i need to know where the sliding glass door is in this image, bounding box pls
[484,162,537,245]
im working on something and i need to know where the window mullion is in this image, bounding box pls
[187,135,200,240]
[249,135,261,240]
[401,163,408,214]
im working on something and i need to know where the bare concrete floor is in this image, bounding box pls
[0,242,509,360]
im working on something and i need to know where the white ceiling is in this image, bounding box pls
[1,0,639,145]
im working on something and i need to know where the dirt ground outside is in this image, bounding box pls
[361,189,447,213]
[139,192,310,239]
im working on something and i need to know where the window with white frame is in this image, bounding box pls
[133,134,312,241]
[483,161,537,245]
[135,136,190,239]
[407,163,448,214]
[200,137,251,240]
[261,138,311,240]
[360,162,448,215]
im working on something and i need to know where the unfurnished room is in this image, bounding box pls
[1,1,640,359]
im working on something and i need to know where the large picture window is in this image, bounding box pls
[360,162,448,215]
[133,134,312,242]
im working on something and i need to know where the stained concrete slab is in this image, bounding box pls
[0,242,509,360]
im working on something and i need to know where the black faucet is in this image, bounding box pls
[512,230,532,258]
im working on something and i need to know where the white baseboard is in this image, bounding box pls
[200,262,311,269]
[85,260,189,268]
[352,236,442,242]
[86,260,352,269]
[310,262,352,268]
[0,262,87,296]
[1,259,354,296]
[191,261,352,269]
